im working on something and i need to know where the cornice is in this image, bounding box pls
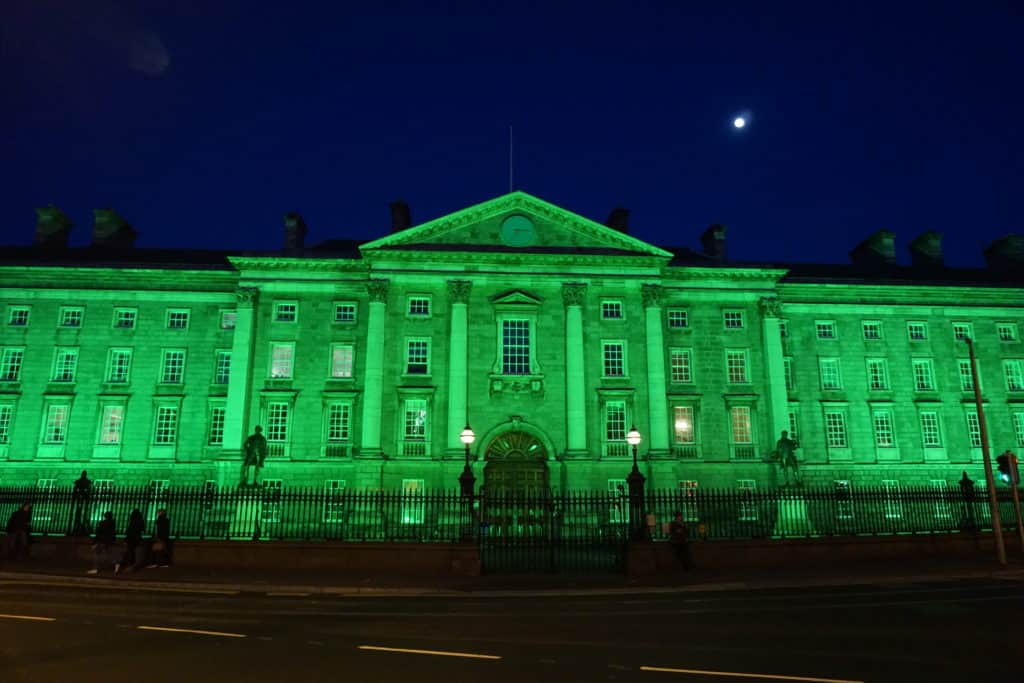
[228,256,365,273]
[362,248,669,269]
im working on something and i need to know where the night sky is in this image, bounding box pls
[2,1,1021,266]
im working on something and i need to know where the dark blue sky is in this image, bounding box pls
[3,1,1021,266]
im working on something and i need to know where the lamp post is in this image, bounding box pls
[965,337,1006,565]
[459,424,476,498]
[626,426,646,541]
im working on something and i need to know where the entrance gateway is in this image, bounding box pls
[483,431,548,496]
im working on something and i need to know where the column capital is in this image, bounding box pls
[366,278,390,304]
[235,286,259,307]
[759,296,782,318]
[447,279,472,304]
[641,284,665,309]
[562,282,587,307]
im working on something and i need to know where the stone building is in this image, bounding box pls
[1,192,1022,501]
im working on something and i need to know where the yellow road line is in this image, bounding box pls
[640,666,863,683]
[358,645,501,660]
[0,613,56,622]
[137,625,246,638]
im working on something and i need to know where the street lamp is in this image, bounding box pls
[459,424,476,498]
[625,425,646,540]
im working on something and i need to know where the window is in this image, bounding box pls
[834,480,853,520]
[907,321,928,341]
[323,480,347,523]
[816,320,837,340]
[330,344,354,379]
[912,358,936,391]
[43,404,69,443]
[270,343,294,379]
[872,410,895,447]
[784,357,794,391]
[1004,360,1024,391]
[0,404,14,444]
[160,350,185,384]
[862,320,882,340]
[1013,412,1024,448]
[824,410,848,448]
[266,402,290,446]
[153,406,178,444]
[326,403,351,445]
[930,480,953,520]
[402,399,428,455]
[401,479,426,524]
[501,319,530,375]
[737,479,758,521]
[208,406,226,445]
[113,308,136,329]
[274,302,297,323]
[607,478,628,523]
[673,406,695,444]
[920,411,942,448]
[334,302,357,323]
[8,306,29,327]
[866,359,889,391]
[220,311,237,330]
[958,359,976,391]
[952,322,973,342]
[107,348,132,383]
[602,342,625,377]
[405,339,430,375]
[667,309,688,329]
[605,401,627,456]
[1,347,24,381]
[98,405,124,444]
[997,323,1019,343]
[166,309,190,329]
[726,350,748,384]
[730,406,752,444]
[779,319,788,337]
[679,480,700,522]
[601,300,623,320]
[818,358,842,390]
[60,307,83,327]
[965,410,982,448]
[261,480,283,524]
[787,409,800,443]
[723,310,744,329]
[214,351,231,385]
[882,480,902,519]
[52,347,78,382]
[407,296,431,317]
[669,349,692,383]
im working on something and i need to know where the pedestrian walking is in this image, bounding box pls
[668,512,693,571]
[4,502,32,560]
[148,508,172,568]
[119,508,145,573]
[88,511,117,575]
[70,470,93,536]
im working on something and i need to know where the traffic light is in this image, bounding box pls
[997,454,1011,483]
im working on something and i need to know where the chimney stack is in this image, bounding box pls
[34,206,72,248]
[984,234,1024,271]
[605,207,630,234]
[91,209,137,248]
[700,224,727,262]
[908,231,943,269]
[849,230,896,268]
[283,213,308,252]
[390,200,411,233]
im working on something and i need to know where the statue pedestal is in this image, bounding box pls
[229,496,262,540]
[773,494,815,537]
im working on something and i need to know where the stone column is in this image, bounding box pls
[760,296,789,443]
[563,283,588,457]
[642,284,670,456]
[446,280,472,457]
[223,287,258,456]
[359,279,389,458]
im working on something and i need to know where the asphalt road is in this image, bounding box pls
[0,577,1019,683]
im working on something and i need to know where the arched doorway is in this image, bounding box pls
[483,431,549,496]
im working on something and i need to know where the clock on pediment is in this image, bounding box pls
[500,214,536,247]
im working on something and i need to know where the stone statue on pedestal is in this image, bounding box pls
[240,426,268,488]
[772,430,801,487]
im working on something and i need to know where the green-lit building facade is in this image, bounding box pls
[1,192,1023,500]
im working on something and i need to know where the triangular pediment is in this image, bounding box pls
[489,289,543,306]
[360,191,672,259]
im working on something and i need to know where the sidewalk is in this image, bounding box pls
[2,554,1022,597]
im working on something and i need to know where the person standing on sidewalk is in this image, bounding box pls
[668,512,693,571]
[149,508,173,568]
[4,502,32,560]
[70,470,93,536]
[89,511,117,575]
[119,508,145,573]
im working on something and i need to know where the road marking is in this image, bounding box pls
[640,666,862,683]
[358,645,501,660]
[0,581,238,596]
[137,625,246,639]
[267,592,310,597]
[0,613,55,622]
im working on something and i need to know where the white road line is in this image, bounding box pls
[137,625,246,638]
[640,666,863,683]
[267,592,311,597]
[358,645,501,660]
[0,613,56,622]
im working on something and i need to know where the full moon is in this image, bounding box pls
[733,117,746,129]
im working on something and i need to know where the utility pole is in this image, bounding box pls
[966,337,1006,565]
